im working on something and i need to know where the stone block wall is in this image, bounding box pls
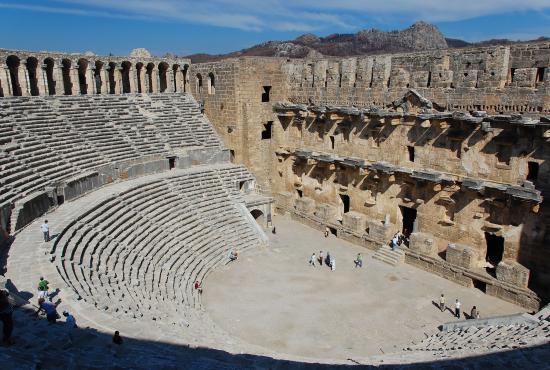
[191,42,550,306]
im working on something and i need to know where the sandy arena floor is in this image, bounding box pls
[203,214,526,360]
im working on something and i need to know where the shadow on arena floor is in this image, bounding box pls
[3,303,549,370]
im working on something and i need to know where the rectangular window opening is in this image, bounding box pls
[527,161,539,182]
[407,145,415,162]
[508,68,516,84]
[261,86,271,102]
[261,121,273,140]
[168,157,176,170]
[536,67,545,83]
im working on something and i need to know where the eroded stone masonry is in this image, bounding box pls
[1,42,549,311]
[192,42,550,310]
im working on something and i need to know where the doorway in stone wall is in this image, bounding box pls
[400,206,417,236]
[168,157,176,170]
[485,232,504,275]
[339,194,350,214]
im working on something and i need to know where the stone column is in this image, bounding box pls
[115,65,123,94]
[18,61,30,96]
[39,64,49,96]
[151,67,159,93]
[174,68,182,92]
[0,63,12,96]
[168,68,176,92]
[128,66,136,93]
[101,67,109,94]
[70,64,80,95]
[87,66,96,94]
[54,60,64,95]
[137,67,145,93]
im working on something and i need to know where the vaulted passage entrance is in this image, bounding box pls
[339,194,350,214]
[250,209,265,226]
[400,206,417,235]
[485,232,504,274]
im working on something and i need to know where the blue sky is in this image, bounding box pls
[0,0,549,56]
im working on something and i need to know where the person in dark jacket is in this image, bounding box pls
[0,290,14,345]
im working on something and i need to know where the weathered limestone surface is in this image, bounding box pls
[446,243,480,270]
[194,41,550,308]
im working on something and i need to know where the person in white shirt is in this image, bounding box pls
[455,299,461,319]
[391,235,399,251]
[309,253,316,267]
[40,220,50,242]
[330,256,335,271]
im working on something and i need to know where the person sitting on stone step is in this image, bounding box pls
[37,297,60,324]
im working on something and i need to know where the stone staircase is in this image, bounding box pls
[372,245,405,266]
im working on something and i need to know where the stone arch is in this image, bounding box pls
[250,209,265,226]
[208,72,215,95]
[26,56,40,96]
[158,62,169,92]
[196,73,203,94]
[6,55,21,96]
[135,62,144,93]
[146,63,155,93]
[121,61,132,93]
[94,60,104,94]
[108,62,117,94]
[61,58,73,95]
[78,58,89,95]
[44,58,56,95]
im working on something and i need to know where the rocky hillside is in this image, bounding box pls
[187,22,549,63]
[188,22,447,63]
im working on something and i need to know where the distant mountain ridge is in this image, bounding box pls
[186,22,549,63]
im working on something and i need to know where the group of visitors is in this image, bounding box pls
[439,294,480,320]
[309,251,335,271]
[391,231,409,251]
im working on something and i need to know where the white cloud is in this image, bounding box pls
[2,0,550,32]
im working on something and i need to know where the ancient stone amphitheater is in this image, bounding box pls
[0,44,549,368]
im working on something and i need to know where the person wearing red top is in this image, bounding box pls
[194,281,203,294]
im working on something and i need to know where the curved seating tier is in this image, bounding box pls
[405,313,550,356]
[51,164,262,323]
[0,93,224,210]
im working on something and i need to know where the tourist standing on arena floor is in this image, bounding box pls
[37,298,60,323]
[318,251,324,266]
[0,290,14,346]
[37,277,49,300]
[455,299,461,319]
[309,253,316,267]
[325,252,331,267]
[470,306,480,319]
[439,294,446,312]
[330,256,335,271]
[324,227,330,238]
[355,253,363,268]
[41,220,50,242]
